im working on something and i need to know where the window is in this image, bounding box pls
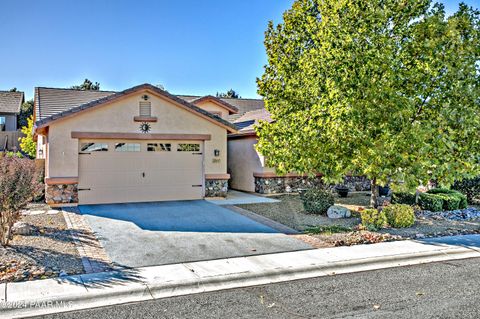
[80,143,108,152]
[0,117,5,125]
[115,143,140,152]
[139,101,151,117]
[177,143,200,152]
[147,143,171,152]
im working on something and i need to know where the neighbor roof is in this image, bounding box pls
[35,84,237,132]
[0,91,24,114]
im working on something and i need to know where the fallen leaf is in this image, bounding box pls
[416,291,424,296]
[267,303,276,308]
[373,305,381,310]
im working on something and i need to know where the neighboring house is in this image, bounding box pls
[0,90,23,132]
[33,84,239,206]
[0,90,24,151]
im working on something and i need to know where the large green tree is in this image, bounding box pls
[71,79,100,90]
[256,0,480,206]
[17,99,34,128]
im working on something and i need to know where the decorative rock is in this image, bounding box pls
[12,222,35,235]
[59,270,68,277]
[417,207,480,221]
[327,205,352,219]
[205,179,228,198]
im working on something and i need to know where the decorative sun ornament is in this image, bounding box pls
[139,122,151,133]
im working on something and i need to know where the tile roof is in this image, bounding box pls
[231,108,273,135]
[35,84,237,132]
[0,91,24,114]
[35,87,115,121]
[176,95,265,122]
[190,95,239,114]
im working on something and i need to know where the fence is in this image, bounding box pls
[0,131,25,151]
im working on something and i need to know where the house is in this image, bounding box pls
[0,90,24,151]
[33,84,242,206]
[0,90,23,132]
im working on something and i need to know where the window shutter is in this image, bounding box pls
[139,101,151,117]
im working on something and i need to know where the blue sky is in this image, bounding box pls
[0,0,477,100]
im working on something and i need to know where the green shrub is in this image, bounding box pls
[305,225,352,235]
[360,209,388,229]
[418,193,443,212]
[453,177,480,205]
[391,192,416,205]
[383,204,415,228]
[427,188,468,210]
[300,188,335,214]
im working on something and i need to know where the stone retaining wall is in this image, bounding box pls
[254,175,371,194]
[45,184,78,205]
[205,179,228,197]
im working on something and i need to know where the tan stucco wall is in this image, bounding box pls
[227,136,274,192]
[195,101,229,119]
[46,92,227,178]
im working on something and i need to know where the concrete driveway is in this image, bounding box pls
[79,201,311,268]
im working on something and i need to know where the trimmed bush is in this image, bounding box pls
[453,177,480,205]
[300,188,335,214]
[383,204,415,228]
[360,209,388,229]
[427,188,468,209]
[391,192,416,205]
[418,193,443,212]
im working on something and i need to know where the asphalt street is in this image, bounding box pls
[29,257,480,319]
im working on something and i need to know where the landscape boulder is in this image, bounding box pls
[327,205,351,219]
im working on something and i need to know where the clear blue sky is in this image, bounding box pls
[0,0,477,100]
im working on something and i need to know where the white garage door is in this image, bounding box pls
[78,140,204,204]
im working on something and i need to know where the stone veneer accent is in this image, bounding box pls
[254,175,371,194]
[45,184,78,205]
[205,179,229,197]
[255,176,324,194]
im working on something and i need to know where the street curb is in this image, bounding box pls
[2,241,479,318]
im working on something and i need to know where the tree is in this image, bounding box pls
[71,79,100,90]
[19,116,36,158]
[256,0,480,206]
[0,157,42,246]
[216,89,241,98]
[9,88,17,92]
[17,99,34,128]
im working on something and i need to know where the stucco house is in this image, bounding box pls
[34,84,243,206]
[0,90,23,132]
[33,83,369,206]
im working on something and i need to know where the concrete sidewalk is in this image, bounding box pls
[2,235,480,318]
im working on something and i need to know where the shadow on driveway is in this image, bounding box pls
[79,200,279,233]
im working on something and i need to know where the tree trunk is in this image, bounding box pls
[370,178,379,208]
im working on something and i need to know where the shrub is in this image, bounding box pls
[418,193,443,212]
[0,157,43,246]
[300,188,335,214]
[391,192,416,205]
[360,209,388,230]
[427,188,468,210]
[383,204,415,228]
[453,177,480,205]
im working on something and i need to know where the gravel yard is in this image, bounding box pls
[236,193,480,247]
[0,204,84,283]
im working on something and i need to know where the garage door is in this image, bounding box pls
[78,140,204,204]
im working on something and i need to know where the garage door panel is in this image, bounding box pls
[78,140,204,204]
